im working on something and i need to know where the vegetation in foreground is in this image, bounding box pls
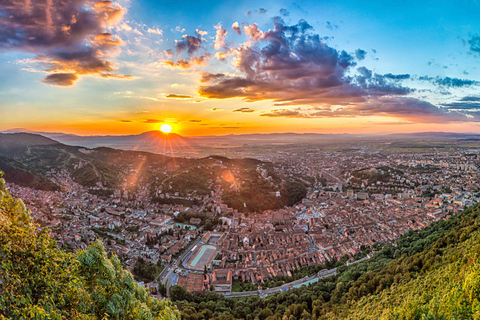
[0,173,179,320]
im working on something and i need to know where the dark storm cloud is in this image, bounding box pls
[355,49,367,60]
[0,0,129,86]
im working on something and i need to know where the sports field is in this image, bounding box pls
[187,244,217,270]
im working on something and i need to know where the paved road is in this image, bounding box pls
[221,256,369,298]
[155,237,203,296]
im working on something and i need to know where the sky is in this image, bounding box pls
[1,0,480,136]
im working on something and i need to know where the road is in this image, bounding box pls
[155,237,203,296]
[221,256,369,298]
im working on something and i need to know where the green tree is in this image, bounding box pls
[0,172,179,319]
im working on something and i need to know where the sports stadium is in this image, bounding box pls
[186,244,218,271]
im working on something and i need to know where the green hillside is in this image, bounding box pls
[0,172,179,320]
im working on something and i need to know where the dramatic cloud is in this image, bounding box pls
[165,94,193,99]
[0,0,130,85]
[355,49,367,60]
[233,107,255,113]
[261,97,480,123]
[214,23,228,50]
[198,19,413,107]
[232,22,241,35]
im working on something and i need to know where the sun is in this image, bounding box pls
[160,123,172,133]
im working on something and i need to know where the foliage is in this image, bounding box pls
[0,173,179,319]
[132,257,164,283]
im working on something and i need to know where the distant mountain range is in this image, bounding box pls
[3,129,480,156]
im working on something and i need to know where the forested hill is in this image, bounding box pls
[173,202,480,319]
[0,172,180,319]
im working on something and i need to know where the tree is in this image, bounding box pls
[0,173,180,319]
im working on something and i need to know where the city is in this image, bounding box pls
[4,134,478,300]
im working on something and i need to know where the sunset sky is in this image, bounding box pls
[1,0,480,136]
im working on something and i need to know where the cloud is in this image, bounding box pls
[326,22,338,30]
[175,33,203,55]
[468,35,480,54]
[214,23,228,50]
[198,19,414,107]
[144,119,162,123]
[441,102,480,110]
[435,77,478,87]
[279,9,290,17]
[147,27,163,35]
[188,119,202,122]
[355,49,367,60]
[460,96,480,102]
[233,107,255,113]
[208,108,223,111]
[261,97,480,123]
[246,8,267,16]
[243,23,264,42]
[383,73,410,80]
[260,109,301,117]
[0,0,130,86]
[232,22,242,35]
[419,76,479,87]
[119,119,132,122]
[41,73,78,86]
[163,54,211,69]
[165,94,193,99]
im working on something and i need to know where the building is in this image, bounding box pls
[211,269,232,293]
